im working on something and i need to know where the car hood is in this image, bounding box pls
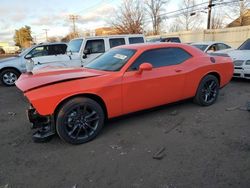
[16,67,104,92]
[227,50,250,61]
[0,56,19,63]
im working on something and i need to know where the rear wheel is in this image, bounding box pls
[0,68,20,86]
[194,75,219,106]
[56,97,105,144]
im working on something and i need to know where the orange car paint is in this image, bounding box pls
[16,43,234,118]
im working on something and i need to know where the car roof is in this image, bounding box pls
[191,41,226,45]
[35,42,67,47]
[72,34,145,40]
[116,42,195,51]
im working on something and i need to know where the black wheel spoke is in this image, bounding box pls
[85,122,95,130]
[85,111,96,119]
[87,116,99,123]
[74,126,82,140]
[68,125,78,136]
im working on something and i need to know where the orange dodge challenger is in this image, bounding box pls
[16,43,233,144]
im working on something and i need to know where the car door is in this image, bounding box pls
[82,39,105,65]
[122,47,192,114]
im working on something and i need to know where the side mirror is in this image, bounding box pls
[82,54,87,59]
[83,49,91,55]
[25,54,33,59]
[138,63,153,74]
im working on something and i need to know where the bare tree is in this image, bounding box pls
[145,0,168,35]
[168,19,182,32]
[111,0,144,34]
[226,0,250,26]
[211,11,224,29]
[177,0,202,31]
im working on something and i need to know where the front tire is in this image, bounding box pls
[194,75,219,106]
[56,97,105,144]
[0,69,20,86]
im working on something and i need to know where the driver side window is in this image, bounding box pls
[28,46,49,58]
[84,39,105,54]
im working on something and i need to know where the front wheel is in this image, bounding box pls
[194,75,219,106]
[56,97,105,144]
[0,69,20,86]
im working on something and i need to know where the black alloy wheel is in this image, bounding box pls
[56,97,105,144]
[194,75,219,106]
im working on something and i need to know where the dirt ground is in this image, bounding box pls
[0,78,250,188]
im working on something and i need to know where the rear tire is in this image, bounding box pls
[0,68,20,86]
[56,97,105,145]
[194,75,219,106]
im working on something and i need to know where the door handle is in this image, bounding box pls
[175,69,182,73]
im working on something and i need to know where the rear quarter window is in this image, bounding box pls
[129,47,192,71]
[129,37,144,44]
[109,38,125,48]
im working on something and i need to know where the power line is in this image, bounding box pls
[144,0,243,24]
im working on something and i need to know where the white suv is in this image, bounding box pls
[0,42,67,86]
[31,35,145,70]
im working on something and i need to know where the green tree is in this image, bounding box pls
[14,26,33,48]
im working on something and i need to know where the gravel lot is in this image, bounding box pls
[0,74,250,188]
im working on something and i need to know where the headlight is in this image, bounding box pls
[233,60,244,66]
[245,60,250,65]
[26,59,34,73]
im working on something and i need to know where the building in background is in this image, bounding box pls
[95,27,119,36]
[227,9,250,27]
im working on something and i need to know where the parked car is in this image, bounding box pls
[147,37,181,43]
[0,47,5,54]
[0,42,67,86]
[16,43,233,144]
[31,35,145,70]
[191,42,232,53]
[221,38,250,79]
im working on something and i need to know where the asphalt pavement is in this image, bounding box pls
[0,79,249,188]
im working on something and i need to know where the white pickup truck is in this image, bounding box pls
[31,35,145,70]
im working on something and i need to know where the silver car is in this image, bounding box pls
[191,41,232,53]
[0,42,67,86]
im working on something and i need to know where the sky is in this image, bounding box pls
[0,0,233,45]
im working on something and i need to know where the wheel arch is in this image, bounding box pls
[205,71,221,86]
[54,93,108,120]
[0,67,22,75]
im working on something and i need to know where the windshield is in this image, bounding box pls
[67,39,83,53]
[85,48,136,71]
[192,44,208,51]
[238,39,250,50]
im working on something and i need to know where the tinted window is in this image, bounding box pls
[238,39,250,50]
[109,38,125,48]
[129,37,144,44]
[217,43,231,50]
[85,39,105,53]
[67,39,83,53]
[28,46,49,57]
[49,44,67,55]
[129,48,192,71]
[192,44,208,51]
[208,44,217,52]
[85,48,136,71]
[161,37,181,43]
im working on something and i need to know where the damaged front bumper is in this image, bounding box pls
[27,106,56,142]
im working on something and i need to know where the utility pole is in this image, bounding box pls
[69,15,79,38]
[43,29,49,42]
[207,0,213,29]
